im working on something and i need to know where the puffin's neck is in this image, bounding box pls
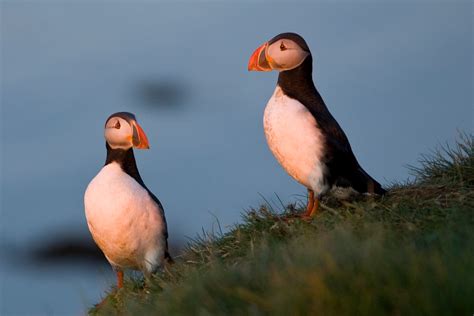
[105,143,146,188]
[277,55,328,114]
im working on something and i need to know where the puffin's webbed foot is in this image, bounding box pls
[281,189,320,222]
[301,192,319,221]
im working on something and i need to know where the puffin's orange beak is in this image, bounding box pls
[131,121,150,149]
[248,42,272,71]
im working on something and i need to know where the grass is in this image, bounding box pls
[90,134,474,315]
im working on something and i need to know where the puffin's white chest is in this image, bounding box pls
[84,162,165,273]
[263,86,327,193]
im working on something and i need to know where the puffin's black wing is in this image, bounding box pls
[323,134,386,195]
[145,190,173,264]
[306,104,386,195]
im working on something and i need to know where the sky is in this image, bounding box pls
[1,1,472,314]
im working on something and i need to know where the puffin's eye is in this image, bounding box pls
[280,42,287,51]
[114,120,121,129]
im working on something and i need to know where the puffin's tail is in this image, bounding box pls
[353,166,387,195]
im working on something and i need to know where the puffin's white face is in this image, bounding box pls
[248,33,310,72]
[104,113,150,150]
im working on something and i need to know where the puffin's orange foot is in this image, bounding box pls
[303,189,315,217]
[116,270,124,289]
[280,191,319,222]
[300,196,320,220]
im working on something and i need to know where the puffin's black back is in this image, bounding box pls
[105,143,173,262]
[277,55,386,195]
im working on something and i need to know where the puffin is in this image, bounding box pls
[248,32,386,218]
[84,112,172,288]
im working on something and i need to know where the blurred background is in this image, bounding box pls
[1,1,472,314]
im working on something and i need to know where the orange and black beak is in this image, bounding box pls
[131,120,150,149]
[248,42,272,71]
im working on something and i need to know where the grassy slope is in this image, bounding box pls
[91,135,474,315]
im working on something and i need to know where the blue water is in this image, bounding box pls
[1,2,472,315]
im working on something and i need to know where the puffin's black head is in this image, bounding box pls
[248,32,311,72]
[104,112,150,150]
